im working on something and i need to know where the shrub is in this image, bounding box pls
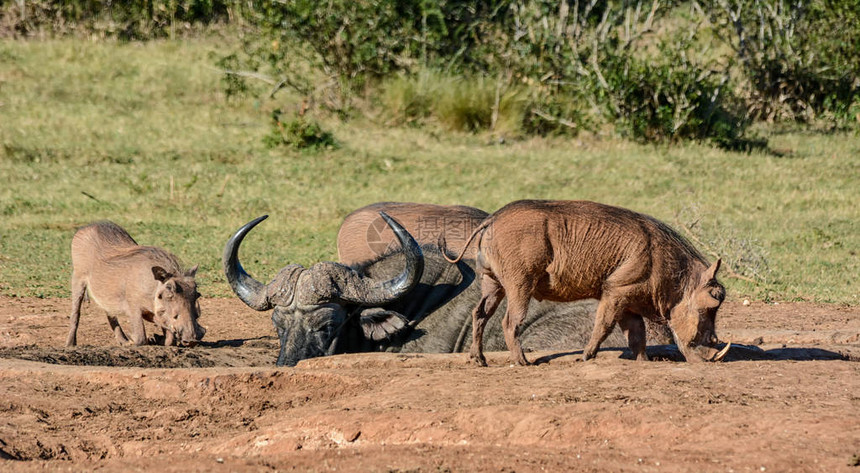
[377,70,446,126]
[487,1,748,144]
[225,0,752,144]
[603,35,748,144]
[263,109,336,151]
[521,94,590,137]
[705,0,860,124]
[244,0,419,100]
[434,75,526,134]
[214,53,249,98]
[378,70,527,135]
[0,0,246,39]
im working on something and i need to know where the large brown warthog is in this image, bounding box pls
[67,221,206,347]
[446,200,730,366]
[337,202,488,265]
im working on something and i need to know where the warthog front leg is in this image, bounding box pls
[128,310,148,346]
[106,312,131,345]
[619,312,648,361]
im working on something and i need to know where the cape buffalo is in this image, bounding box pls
[223,213,632,366]
[446,200,730,366]
[337,202,488,265]
[67,221,206,347]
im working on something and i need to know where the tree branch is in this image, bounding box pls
[208,67,278,85]
[531,109,578,129]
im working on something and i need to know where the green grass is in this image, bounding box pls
[378,70,527,135]
[1,39,858,304]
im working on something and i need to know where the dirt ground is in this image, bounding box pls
[0,296,857,472]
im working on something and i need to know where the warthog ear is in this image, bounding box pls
[358,307,409,341]
[185,265,199,278]
[698,290,723,309]
[702,258,722,283]
[152,266,173,283]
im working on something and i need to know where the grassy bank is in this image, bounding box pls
[0,39,857,303]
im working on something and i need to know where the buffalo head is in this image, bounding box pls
[223,212,424,366]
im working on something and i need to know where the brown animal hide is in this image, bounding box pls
[67,221,205,347]
[448,200,727,366]
[337,202,488,265]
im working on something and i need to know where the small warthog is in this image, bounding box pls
[337,202,488,265]
[67,221,206,347]
[446,200,730,365]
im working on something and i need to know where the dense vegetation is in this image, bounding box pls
[3,1,859,145]
[0,2,857,304]
[1,40,857,304]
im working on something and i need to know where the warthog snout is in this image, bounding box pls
[161,322,206,347]
[163,312,206,347]
[179,325,207,347]
[679,340,732,362]
[708,341,731,362]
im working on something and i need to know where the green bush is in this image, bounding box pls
[243,0,420,101]
[705,0,860,125]
[603,35,748,144]
[434,75,526,134]
[214,53,249,98]
[223,0,755,144]
[378,70,527,135]
[485,1,749,144]
[377,70,445,126]
[12,0,857,137]
[264,109,336,151]
[0,0,246,39]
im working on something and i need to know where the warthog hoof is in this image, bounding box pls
[470,353,488,367]
[512,353,532,366]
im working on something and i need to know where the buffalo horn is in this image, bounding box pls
[223,215,274,311]
[333,211,424,306]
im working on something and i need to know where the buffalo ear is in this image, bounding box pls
[152,266,172,283]
[358,308,408,341]
[185,265,199,278]
[702,258,721,283]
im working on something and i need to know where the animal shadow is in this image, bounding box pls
[532,344,849,364]
[197,336,277,349]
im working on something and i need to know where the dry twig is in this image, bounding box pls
[675,218,758,284]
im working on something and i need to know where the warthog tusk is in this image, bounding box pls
[712,341,732,362]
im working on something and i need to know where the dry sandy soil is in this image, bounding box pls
[0,296,858,472]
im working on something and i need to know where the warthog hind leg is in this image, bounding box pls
[470,275,504,366]
[66,278,87,347]
[501,292,532,366]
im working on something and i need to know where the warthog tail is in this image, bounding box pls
[442,217,492,264]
